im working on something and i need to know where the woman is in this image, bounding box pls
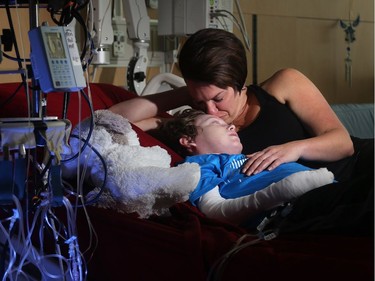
[110,28,371,182]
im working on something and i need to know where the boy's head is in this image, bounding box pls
[162,108,243,156]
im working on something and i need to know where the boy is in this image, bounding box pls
[162,109,334,225]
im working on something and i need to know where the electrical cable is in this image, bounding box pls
[12,193,85,280]
[0,241,7,279]
[63,197,86,280]
[0,221,17,281]
[76,79,94,202]
[46,209,68,280]
[214,9,251,52]
[0,208,16,280]
[12,0,32,119]
[62,92,71,120]
[215,15,229,31]
[70,8,89,61]
[25,150,52,202]
[46,0,91,70]
[0,197,25,281]
[0,195,80,280]
[212,11,241,32]
[57,80,106,208]
[4,0,27,83]
[48,0,88,27]
[0,51,30,62]
[207,234,263,281]
[64,135,107,207]
[73,71,100,264]
[93,0,112,59]
[16,203,44,279]
[83,1,96,71]
[207,205,291,281]
[234,0,250,50]
[61,89,95,163]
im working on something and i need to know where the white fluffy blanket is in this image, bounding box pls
[62,110,200,218]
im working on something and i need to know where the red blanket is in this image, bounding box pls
[1,82,373,281]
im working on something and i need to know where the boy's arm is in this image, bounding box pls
[197,168,334,225]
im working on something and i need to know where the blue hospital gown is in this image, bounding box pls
[184,154,312,206]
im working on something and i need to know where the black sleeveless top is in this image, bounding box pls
[238,85,310,154]
[238,85,372,182]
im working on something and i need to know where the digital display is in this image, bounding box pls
[45,32,66,59]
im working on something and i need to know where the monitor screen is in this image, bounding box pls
[45,32,66,59]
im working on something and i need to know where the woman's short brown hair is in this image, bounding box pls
[178,28,248,93]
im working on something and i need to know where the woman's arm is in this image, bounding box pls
[242,68,354,175]
[109,86,192,124]
[132,117,164,131]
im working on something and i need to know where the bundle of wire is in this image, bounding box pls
[0,195,86,280]
[0,1,110,280]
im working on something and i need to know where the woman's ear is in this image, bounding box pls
[179,136,196,154]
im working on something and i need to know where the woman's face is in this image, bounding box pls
[186,80,246,126]
[190,114,243,155]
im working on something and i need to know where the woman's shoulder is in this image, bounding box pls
[260,68,303,87]
[259,68,307,103]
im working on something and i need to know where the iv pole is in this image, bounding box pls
[29,0,42,118]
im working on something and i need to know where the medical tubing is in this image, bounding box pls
[61,89,95,163]
[65,135,107,206]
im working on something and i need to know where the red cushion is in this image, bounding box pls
[0,83,132,124]
[0,83,31,119]
[0,82,183,164]
[46,83,138,127]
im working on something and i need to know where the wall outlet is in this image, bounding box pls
[112,17,127,58]
[113,28,126,57]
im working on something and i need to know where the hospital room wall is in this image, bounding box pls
[235,0,374,104]
[78,0,375,104]
[0,8,50,83]
[101,0,374,104]
[0,2,373,104]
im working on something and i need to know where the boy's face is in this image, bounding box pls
[187,114,243,155]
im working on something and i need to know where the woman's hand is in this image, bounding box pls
[242,141,304,175]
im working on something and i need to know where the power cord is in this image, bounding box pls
[207,203,294,281]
